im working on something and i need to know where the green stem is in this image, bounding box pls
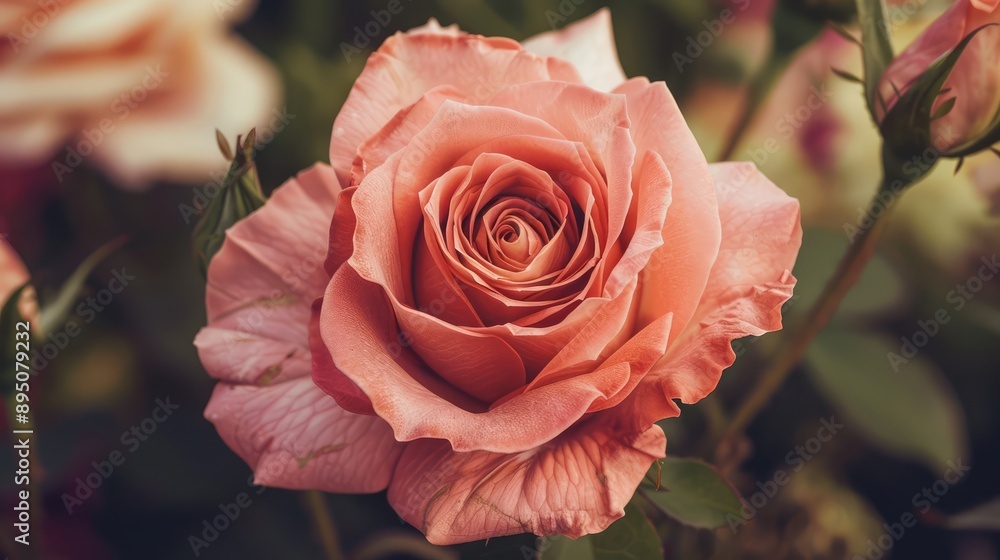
[302,491,344,560]
[720,183,894,443]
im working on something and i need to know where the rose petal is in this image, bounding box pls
[194,163,403,491]
[318,264,656,453]
[205,379,403,493]
[329,26,582,181]
[522,8,627,92]
[615,78,722,339]
[387,413,665,545]
[626,162,800,427]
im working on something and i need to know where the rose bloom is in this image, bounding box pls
[686,1,1000,275]
[196,10,800,544]
[0,0,280,188]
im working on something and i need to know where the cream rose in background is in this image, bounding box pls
[0,0,280,188]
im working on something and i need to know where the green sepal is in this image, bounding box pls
[193,129,268,277]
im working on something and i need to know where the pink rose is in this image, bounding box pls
[0,0,280,188]
[878,0,1000,151]
[195,10,800,544]
[0,238,34,321]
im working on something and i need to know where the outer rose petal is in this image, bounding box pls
[522,8,628,92]
[205,379,402,492]
[628,163,800,427]
[195,164,403,491]
[387,413,665,545]
[615,79,722,338]
[328,24,582,180]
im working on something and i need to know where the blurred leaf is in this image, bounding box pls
[437,0,519,36]
[645,0,710,29]
[640,458,743,530]
[772,1,836,53]
[805,328,968,474]
[192,130,267,277]
[792,228,906,320]
[854,0,894,117]
[947,497,1000,531]
[540,503,661,560]
[39,237,127,336]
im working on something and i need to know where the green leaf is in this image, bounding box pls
[38,236,127,336]
[193,129,268,277]
[855,0,894,118]
[540,503,661,560]
[947,497,1000,531]
[805,328,968,475]
[640,458,743,530]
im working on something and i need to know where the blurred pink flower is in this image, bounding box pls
[195,9,800,545]
[0,0,280,188]
[877,0,1000,152]
[0,237,28,302]
[0,237,35,321]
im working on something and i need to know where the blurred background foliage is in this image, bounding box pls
[1,0,999,558]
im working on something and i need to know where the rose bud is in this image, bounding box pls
[877,0,1000,165]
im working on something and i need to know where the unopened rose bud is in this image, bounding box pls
[876,0,1000,161]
